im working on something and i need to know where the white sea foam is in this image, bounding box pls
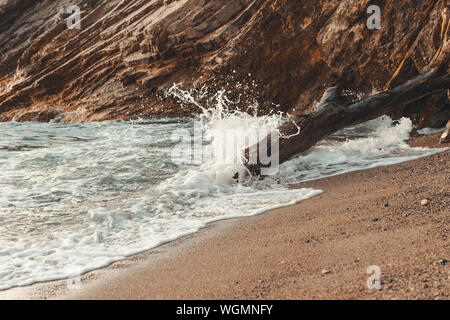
[0,89,447,290]
[280,116,446,182]
[417,127,445,136]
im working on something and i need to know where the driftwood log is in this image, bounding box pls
[245,6,450,176]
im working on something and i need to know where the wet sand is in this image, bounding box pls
[1,133,448,300]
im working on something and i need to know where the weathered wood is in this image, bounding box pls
[245,7,450,175]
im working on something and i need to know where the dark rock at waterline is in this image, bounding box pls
[0,0,448,124]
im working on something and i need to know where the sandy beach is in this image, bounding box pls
[0,132,448,300]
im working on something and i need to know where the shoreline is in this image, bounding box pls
[0,133,448,300]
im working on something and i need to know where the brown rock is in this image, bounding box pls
[421,199,431,206]
[0,0,448,123]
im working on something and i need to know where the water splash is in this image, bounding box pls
[165,83,292,178]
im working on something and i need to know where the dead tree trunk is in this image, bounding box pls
[245,7,450,176]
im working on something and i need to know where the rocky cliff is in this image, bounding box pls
[0,0,448,125]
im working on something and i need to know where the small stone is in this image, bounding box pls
[371,218,380,222]
[321,269,331,275]
[423,284,429,289]
[437,259,447,265]
[305,239,310,243]
[421,199,431,206]
[259,279,264,283]
[383,203,389,207]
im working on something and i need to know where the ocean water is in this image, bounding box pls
[0,103,447,290]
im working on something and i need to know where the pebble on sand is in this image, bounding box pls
[321,269,331,275]
[437,259,447,265]
[421,199,431,206]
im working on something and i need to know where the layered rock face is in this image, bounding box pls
[0,0,448,125]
